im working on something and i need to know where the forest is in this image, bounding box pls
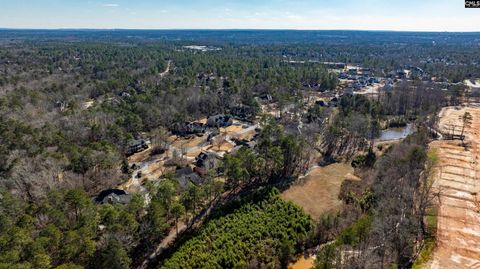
[0,30,472,268]
[160,189,312,269]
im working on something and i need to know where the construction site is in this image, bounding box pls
[427,105,480,269]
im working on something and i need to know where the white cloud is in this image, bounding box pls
[103,4,119,7]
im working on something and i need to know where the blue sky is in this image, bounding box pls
[1,0,479,31]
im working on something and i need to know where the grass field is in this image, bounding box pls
[281,163,357,220]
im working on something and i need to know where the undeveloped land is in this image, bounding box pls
[427,106,480,269]
[281,163,358,220]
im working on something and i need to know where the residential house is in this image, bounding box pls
[95,189,131,204]
[315,100,329,107]
[206,114,233,128]
[126,139,150,156]
[195,152,220,175]
[172,122,206,136]
[175,166,203,188]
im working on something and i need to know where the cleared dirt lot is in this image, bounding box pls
[427,106,480,269]
[281,163,357,220]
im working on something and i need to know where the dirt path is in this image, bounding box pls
[427,106,480,269]
[159,60,172,78]
[139,193,227,269]
[139,221,187,269]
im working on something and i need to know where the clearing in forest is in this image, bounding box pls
[427,106,480,269]
[281,163,358,220]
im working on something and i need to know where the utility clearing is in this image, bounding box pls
[427,106,480,269]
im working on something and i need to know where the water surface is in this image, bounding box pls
[379,123,414,141]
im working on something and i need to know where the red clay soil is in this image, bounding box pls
[427,106,480,269]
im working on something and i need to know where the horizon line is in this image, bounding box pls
[1,27,480,33]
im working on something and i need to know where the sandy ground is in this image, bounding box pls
[281,163,357,220]
[426,106,480,269]
[159,60,171,78]
[82,99,94,109]
[354,83,383,96]
[170,134,208,149]
[464,79,480,90]
[220,124,244,134]
[288,255,316,269]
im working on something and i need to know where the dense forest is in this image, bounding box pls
[0,30,472,268]
[160,189,312,268]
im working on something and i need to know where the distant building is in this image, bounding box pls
[119,91,131,98]
[358,68,370,76]
[338,73,349,80]
[175,166,203,188]
[172,122,206,136]
[322,62,346,69]
[195,152,220,175]
[315,100,329,107]
[329,97,339,107]
[258,94,273,103]
[396,69,407,79]
[206,114,233,128]
[126,139,150,156]
[95,189,131,204]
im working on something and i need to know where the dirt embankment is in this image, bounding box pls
[427,106,480,269]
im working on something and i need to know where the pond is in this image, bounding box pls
[379,123,414,141]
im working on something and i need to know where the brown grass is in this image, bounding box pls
[281,163,356,220]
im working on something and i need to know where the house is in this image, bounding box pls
[338,73,349,80]
[172,122,206,136]
[119,91,132,98]
[259,94,273,103]
[368,77,380,84]
[396,69,407,79]
[358,68,370,76]
[232,138,250,147]
[126,139,150,156]
[206,114,233,128]
[348,68,358,75]
[330,97,339,107]
[195,152,219,172]
[207,129,220,141]
[175,166,203,187]
[95,189,131,204]
[315,100,329,107]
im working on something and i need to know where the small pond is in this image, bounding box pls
[379,123,414,141]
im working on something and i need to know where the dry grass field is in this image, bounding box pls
[281,163,358,220]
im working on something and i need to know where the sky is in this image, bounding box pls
[1,0,479,31]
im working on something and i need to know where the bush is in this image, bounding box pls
[351,149,376,168]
